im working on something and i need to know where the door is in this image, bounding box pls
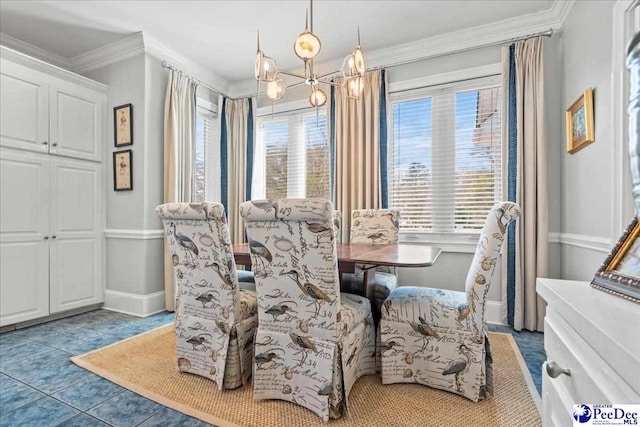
[49,157,103,313]
[49,81,103,162]
[0,149,50,326]
[0,59,49,154]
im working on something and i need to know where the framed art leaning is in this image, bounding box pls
[591,216,640,302]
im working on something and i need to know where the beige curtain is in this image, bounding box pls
[331,70,383,242]
[500,37,548,332]
[163,71,196,311]
[225,98,251,244]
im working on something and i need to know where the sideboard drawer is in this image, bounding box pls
[545,308,638,404]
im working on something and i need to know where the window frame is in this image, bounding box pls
[193,97,219,203]
[254,105,329,200]
[387,67,503,252]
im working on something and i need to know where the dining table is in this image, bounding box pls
[232,242,442,294]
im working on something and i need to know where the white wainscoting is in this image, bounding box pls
[104,229,164,240]
[103,290,166,317]
[485,300,505,325]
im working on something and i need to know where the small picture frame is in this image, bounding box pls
[566,88,595,154]
[591,216,640,303]
[114,103,133,147]
[113,149,133,191]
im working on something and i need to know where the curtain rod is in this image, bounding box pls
[163,28,553,100]
[160,61,239,100]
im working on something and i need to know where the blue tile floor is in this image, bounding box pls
[0,309,545,426]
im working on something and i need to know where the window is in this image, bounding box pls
[390,75,502,234]
[193,100,219,202]
[254,110,329,199]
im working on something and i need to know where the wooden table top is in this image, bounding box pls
[232,242,442,268]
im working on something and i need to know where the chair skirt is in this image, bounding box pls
[380,319,493,402]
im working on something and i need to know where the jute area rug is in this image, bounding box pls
[71,325,541,427]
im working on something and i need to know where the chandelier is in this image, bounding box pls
[254,0,365,108]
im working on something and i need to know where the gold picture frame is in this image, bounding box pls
[591,216,640,302]
[566,88,595,154]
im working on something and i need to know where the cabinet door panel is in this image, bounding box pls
[0,59,49,154]
[0,149,50,326]
[50,158,103,313]
[49,83,103,162]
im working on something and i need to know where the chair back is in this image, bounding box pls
[350,209,400,274]
[240,199,341,341]
[465,201,520,327]
[332,210,342,243]
[156,202,242,324]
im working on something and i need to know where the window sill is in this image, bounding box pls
[399,232,480,254]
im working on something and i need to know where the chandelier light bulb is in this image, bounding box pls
[346,76,364,99]
[266,79,286,101]
[309,88,327,107]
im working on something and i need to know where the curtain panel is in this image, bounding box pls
[220,97,255,245]
[501,37,548,332]
[329,69,388,242]
[162,70,197,311]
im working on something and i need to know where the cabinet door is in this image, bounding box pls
[49,82,103,162]
[0,59,49,154]
[0,149,50,326]
[49,158,103,313]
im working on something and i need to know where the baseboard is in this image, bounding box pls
[485,300,505,325]
[103,290,166,317]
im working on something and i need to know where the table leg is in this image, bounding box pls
[363,268,376,298]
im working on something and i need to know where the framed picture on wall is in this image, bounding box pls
[566,88,595,154]
[113,149,133,191]
[114,103,133,147]
[591,216,640,303]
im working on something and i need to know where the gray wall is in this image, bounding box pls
[558,0,617,281]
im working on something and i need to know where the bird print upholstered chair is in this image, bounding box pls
[343,209,400,320]
[332,210,342,243]
[155,202,258,391]
[240,199,376,421]
[380,202,520,402]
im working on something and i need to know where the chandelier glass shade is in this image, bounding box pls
[255,0,365,108]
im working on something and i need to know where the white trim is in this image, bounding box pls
[103,290,166,317]
[228,0,575,98]
[71,32,145,74]
[388,63,502,93]
[256,98,315,117]
[399,233,478,253]
[611,0,636,241]
[104,229,165,240]
[486,300,506,325]
[548,232,561,244]
[554,233,612,253]
[0,45,108,93]
[143,33,230,96]
[0,33,70,69]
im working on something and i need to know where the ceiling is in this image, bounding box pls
[0,0,555,83]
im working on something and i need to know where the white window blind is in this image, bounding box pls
[193,103,219,202]
[254,110,329,199]
[390,76,502,233]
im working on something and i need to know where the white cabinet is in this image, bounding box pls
[0,47,106,326]
[0,54,104,162]
[537,278,640,427]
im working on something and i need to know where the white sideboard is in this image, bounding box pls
[536,278,640,427]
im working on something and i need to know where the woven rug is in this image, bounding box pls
[71,325,541,427]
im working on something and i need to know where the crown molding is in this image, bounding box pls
[71,32,146,74]
[0,32,70,69]
[143,33,231,95]
[228,0,576,98]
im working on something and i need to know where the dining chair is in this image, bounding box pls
[240,198,375,421]
[156,202,258,391]
[379,202,520,402]
[343,209,400,322]
[332,210,342,243]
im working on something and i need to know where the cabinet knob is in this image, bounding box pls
[44,235,49,240]
[544,361,571,378]
[52,142,58,147]
[51,235,57,239]
[42,141,48,145]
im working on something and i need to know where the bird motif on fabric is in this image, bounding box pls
[255,351,283,368]
[251,200,279,220]
[186,334,211,350]
[410,317,441,339]
[170,223,199,265]
[195,292,219,308]
[281,269,334,318]
[264,302,297,320]
[442,344,472,393]
[248,239,273,273]
[305,222,333,246]
[289,333,318,352]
